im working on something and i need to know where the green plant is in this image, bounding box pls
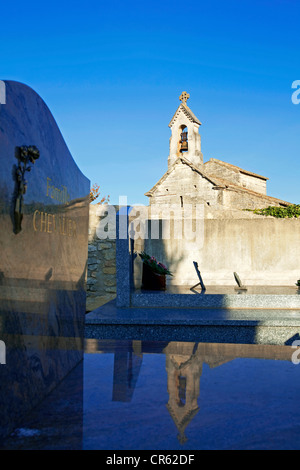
[244,204,300,218]
[296,280,300,287]
[139,251,173,276]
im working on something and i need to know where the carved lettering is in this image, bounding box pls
[33,210,39,231]
[59,216,66,235]
[47,213,53,233]
[46,177,70,204]
[72,220,77,237]
[40,211,47,232]
[68,219,73,237]
[32,210,77,237]
[53,214,57,232]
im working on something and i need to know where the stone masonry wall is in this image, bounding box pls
[149,161,219,207]
[86,205,116,311]
[86,202,299,311]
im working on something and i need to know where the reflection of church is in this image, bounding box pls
[164,342,233,444]
[92,339,231,444]
[89,339,292,446]
[165,342,202,444]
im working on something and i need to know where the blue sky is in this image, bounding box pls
[1,0,300,205]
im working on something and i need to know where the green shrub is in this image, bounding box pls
[245,204,300,218]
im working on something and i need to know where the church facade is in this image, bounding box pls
[145,92,289,211]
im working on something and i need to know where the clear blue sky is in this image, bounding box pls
[1,0,300,205]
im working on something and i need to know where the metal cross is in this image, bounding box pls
[179,91,190,104]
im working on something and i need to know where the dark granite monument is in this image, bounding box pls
[0,80,90,439]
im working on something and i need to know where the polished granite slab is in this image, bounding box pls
[86,298,300,326]
[136,285,300,295]
[2,338,300,450]
[85,298,300,345]
[131,285,300,309]
[0,81,89,439]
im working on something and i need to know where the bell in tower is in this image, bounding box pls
[168,92,203,168]
[180,126,188,152]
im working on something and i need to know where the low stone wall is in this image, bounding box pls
[87,204,300,311]
[86,205,116,311]
[138,215,300,287]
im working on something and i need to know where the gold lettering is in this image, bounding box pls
[58,216,67,235]
[68,219,73,236]
[54,187,60,201]
[47,213,53,233]
[33,210,40,231]
[33,208,77,238]
[46,177,51,197]
[40,212,47,232]
[62,186,70,203]
[53,214,57,232]
[72,220,77,237]
[46,177,70,204]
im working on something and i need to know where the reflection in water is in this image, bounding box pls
[165,343,202,444]
[85,339,297,449]
[0,288,85,440]
[0,358,84,450]
[112,341,143,402]
[2,338,300,450]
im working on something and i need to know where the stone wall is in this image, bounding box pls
[149,161,219,207]
[239,172,267,195]
[136,215,300,287]
[204,159,241,185]
[224,187,287,210]
[86,203,300,311]
[204,159,267,195]
[147,160,282,210]
[86,205,116,311]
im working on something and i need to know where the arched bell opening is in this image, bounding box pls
[179,125,188,153]
[177,375,187,407]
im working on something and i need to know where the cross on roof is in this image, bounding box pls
[179,91,190,104]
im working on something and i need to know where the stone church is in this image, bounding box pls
[145,92,289,211]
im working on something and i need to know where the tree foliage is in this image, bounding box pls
[89,183,110,205]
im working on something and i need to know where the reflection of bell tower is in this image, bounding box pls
[168,92,203,169]
[165,342,202,444]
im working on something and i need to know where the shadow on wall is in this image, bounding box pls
[131,213,300,288]
[129,207,212,288]
[131,218,187,289]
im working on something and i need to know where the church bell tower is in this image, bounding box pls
[168,92,203,169]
